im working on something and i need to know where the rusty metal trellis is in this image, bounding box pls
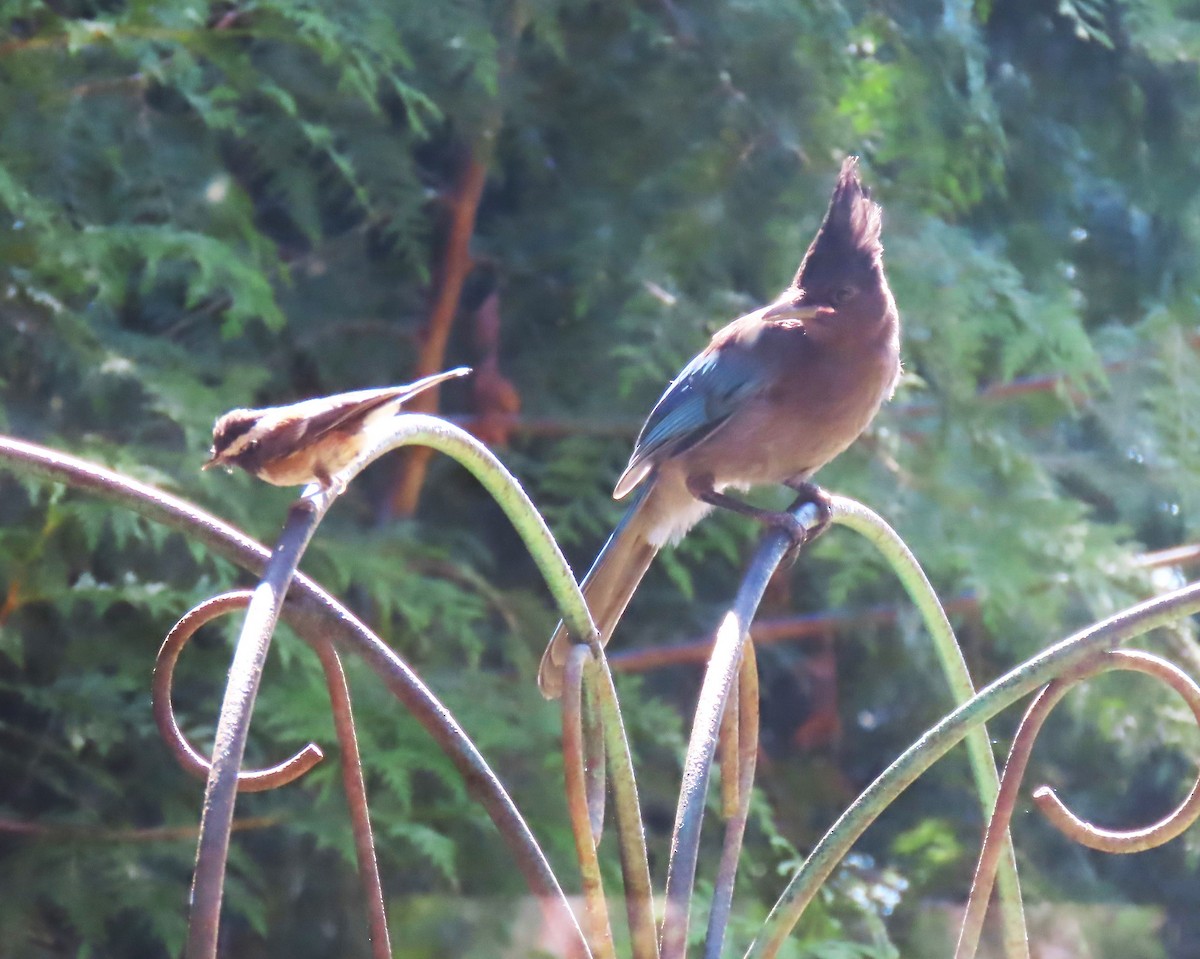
[4,429,1200,959]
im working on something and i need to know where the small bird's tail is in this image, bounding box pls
[397,366,473,403]
[538,484,662,699]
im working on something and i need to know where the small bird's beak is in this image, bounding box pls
[201,453,219,471]
[761,290,831,322]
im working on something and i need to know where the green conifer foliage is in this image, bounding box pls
[2,0,1200,955]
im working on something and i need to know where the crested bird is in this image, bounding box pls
[538,157,900,698]
[204,368,471,489]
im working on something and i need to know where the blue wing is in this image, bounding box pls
[613,344,765,497]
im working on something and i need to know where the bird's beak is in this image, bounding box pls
[761,290,831,322]
[201,453,219,471]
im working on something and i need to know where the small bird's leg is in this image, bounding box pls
[686,474,810,552]
[305,466,349,501]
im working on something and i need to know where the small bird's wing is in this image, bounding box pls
[282,368,472,440]
[302,389,408,435]
[613,344,766,498]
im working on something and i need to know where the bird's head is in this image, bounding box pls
[762,156,894,341]
[203,409,260,470]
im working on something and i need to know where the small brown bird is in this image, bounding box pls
[204,368,471,489]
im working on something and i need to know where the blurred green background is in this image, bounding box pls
[1,0,1199,956]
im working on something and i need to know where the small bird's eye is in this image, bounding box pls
[833,286,858,306]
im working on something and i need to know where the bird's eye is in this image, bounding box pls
[832,286,858,306]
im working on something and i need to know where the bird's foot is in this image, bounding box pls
[762,509,811,565]
[688,474,831,564]
[785,481,834,540]
[302,469,349,504]
[776,482,834,565]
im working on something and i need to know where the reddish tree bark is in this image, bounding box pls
[387,151,489,518]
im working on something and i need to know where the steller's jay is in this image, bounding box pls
[538,157,901,698]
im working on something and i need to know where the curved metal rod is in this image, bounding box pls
[748,578,1200,959]
[310,638,392,959]
[705,641,760,959]
[185,414,595,959]
[660,496,823,959]
[563,646,617,959]
[581,675,607,843]
[718,668,741,819]
[1032,650,1200,853]
[157,590,398,959]
[581,652,660,959]
[350,415,595,643]
[956,649,1200,959]
[831,495,1026,959]
[188,497,331,959]
[0,436,588,957]
[953,655,1093,959]
[153,590,324,791]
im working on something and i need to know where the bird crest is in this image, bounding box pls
[793,156,883,287]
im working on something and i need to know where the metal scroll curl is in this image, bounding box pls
[957,648,1200,959]
[153,591,324,791]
